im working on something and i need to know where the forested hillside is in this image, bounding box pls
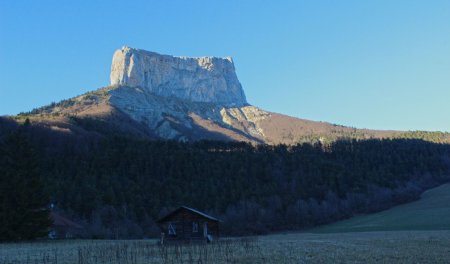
[1,119,450,238]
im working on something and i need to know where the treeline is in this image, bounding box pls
[1,119,450,239]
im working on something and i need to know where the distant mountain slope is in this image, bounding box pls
[5,47,450,144]
[313,183,450,233]
[7,83,450,145]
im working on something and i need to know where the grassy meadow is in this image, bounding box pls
[312,183,450,233]
[1,183,450,263]
[1,231,449,263]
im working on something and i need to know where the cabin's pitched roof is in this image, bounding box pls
[157,206,220,223]
[51,212,83,229]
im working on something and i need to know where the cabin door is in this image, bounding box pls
[203,223,208,238]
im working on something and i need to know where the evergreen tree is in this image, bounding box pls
[0,130,51,241]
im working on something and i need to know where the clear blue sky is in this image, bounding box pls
[1,0,450,131]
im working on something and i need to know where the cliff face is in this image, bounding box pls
[109,86,268,142]
[20,47,420,145]
[107,47,260,142]
[110,47,247,107]
[80,47,403,143]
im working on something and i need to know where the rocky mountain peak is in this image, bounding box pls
[22,47,416,145]
[110,46,247,107]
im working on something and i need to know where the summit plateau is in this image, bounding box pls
[110,47,247,107]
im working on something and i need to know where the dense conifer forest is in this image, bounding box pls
[0,125,51,241]
[1,119,450,239]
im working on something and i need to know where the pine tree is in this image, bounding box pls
[0,130,51,241]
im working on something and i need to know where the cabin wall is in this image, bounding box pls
[49,227,83,239]
[158,209,219,240]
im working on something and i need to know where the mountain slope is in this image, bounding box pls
[13,83,450,145]
[7,47,450,144]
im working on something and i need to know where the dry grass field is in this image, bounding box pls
[0,231,450,264]
[260,230,450,263]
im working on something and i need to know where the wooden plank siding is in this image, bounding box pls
[157,206,220,242]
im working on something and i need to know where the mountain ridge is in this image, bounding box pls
[7,47,450,144]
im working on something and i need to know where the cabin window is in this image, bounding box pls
[192,222,198,233]
[168,223,177,235]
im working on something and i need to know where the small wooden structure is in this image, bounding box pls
[48,212,84,239]
[157,206,220,243]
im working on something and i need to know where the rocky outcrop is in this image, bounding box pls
[107,47,263,142]
[25,47,413,145]
[108,47,378,144]
[109,86,267,142]
[110,47,247,107]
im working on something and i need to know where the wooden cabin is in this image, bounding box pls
[157,206,220,243]
[48,212,84,239]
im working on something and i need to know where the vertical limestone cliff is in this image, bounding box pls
[110,46,247,107]
[106,47,267,142]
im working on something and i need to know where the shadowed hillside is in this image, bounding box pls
[1,120,450,238]
[7,85,450,145]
